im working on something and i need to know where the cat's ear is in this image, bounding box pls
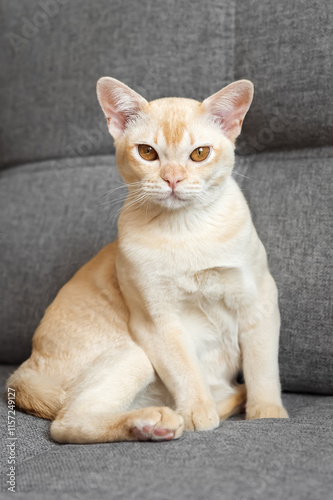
[97,77,148,140]
[202,80,254,141]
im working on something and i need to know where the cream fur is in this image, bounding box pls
[7,78,288,444]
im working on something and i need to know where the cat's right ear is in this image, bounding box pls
[202,80,254,142]
[96,77,148,140]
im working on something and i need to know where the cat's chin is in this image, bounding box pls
[152,194,191,210]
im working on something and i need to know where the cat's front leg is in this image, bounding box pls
[178,399,220,431]
[129,316,220,432]
[239,276,289,420]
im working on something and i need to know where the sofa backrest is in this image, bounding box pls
[235,0,333,154]
[0,0,235,170]
[2,0,332,170]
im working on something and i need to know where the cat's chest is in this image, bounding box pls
[176,266,257,312]
[177,267,227,298]
[175,266,256,387]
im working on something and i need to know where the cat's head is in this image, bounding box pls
[97,77,253,211]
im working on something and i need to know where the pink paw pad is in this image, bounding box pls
[132,424,175,441]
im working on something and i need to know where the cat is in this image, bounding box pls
[7,77,288,443]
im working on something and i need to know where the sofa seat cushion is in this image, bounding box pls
[1,365,333,499]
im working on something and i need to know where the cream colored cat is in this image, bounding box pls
[7,77,288,443]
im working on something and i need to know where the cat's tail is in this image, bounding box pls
[6,364,65,420]
[217,384,246,421]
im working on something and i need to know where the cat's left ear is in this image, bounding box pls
[202,80,254,141]
[97,77,148,140]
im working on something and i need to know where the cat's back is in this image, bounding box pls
[31,239,132,372]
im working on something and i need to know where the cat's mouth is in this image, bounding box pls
[157,191,187,202]
[170,191,186,201]
[152,190,191,209]
[142,184,198,208]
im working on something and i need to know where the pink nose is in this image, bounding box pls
[161,174,185,191]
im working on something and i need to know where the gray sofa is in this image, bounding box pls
[1,1,332,498]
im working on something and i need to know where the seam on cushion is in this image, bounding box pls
[0,156,117,179]
[2,142,333,181]
[0,151,115,172]
[235,144,333,162]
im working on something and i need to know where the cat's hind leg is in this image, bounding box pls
[7,360,66,420]
[50,347,184,443]
[52,406,184,443]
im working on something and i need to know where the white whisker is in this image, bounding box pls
[232,170,255,181]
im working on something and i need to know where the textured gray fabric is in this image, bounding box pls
[0,156,122,363]
[1,149,332,395]
[1,1,333,498]
[235,0,333,154]
[1,365,333,499]
[235,147,333,394]
[0,0,235,170]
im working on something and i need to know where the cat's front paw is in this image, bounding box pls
[179,400,220,431]
[246,403,289,420]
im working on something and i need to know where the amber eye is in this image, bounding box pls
[138,144,158,161]
[190,146,210,162]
